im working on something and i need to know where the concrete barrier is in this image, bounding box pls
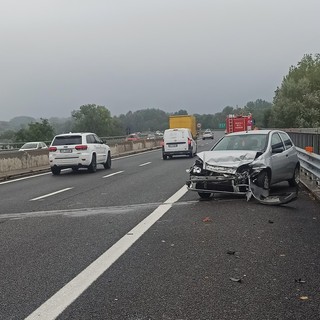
[0,139,162,180]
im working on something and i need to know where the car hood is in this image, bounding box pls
[197,150,259,169]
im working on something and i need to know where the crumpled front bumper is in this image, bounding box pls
[186,173,249,195]
[186,170,298,205]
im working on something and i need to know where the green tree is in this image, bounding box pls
[71,104,114,136]
[271,54,320,127]
[15,119,55,142]
[243,99,272,128]
[173,109,188,115]
[0,130,16,142]
[116,108,168,133]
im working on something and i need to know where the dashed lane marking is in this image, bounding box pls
[102,171,124,178]
[139,162,152,167]
[30,188,73,201]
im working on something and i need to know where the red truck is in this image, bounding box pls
[226,114,253,133]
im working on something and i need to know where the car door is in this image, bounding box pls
[93,134,106,163]
[269,132,287,184]
[279,132,298,179]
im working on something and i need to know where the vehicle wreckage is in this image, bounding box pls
[186,130,300,205]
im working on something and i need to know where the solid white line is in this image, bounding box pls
[139,162,152,167]
[0,172,51,185]
[25,185,188,320]
[30,188,73,201]
[102,171,124,178]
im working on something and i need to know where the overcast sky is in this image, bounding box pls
[1,0,319,121]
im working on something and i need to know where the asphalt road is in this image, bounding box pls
[0,135,319,320]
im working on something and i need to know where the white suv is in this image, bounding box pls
[48,132,111,175]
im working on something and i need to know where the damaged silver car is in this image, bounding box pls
[186,130,300,205]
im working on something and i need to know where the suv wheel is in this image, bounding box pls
[88,154,97,173]
[51,167,61,175]
[104,152,111,169]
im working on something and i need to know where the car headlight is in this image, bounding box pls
[193,166,202,174]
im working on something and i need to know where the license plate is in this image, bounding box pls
[169,144,177,147]
[60,149,72,153]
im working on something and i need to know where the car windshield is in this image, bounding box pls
[52,136,82,146]
[21,143,38,149]
[212,134,267,151]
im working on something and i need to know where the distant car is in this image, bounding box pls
[126,134,140,141]
[186,130,300,201]
[147,134,156,140]
[19,142,48,151]
[162,128,197,159]
[202,129,214,140]
[48,132,111,175]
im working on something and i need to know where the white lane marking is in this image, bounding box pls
[25,185,188,320]
[112,149,160,161]
[30,188,73,201]
[139,161,152,167]
[102,171,124,178]
[0,172,51,185]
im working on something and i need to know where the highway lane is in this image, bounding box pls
[0,138,217,215]
[0,150,189,214]
[0,142,211,319]
[1,136,319,319]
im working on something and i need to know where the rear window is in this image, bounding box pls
[164,130,188,140]
[52,135,82,146]
[22,143,37,149]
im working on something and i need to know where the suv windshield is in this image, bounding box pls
[52,135,82,146]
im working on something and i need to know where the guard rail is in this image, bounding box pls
[296,147,320,189]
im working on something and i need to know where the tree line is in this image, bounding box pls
[0,53,319,143]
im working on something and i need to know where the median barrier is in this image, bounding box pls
[0,139,162,180]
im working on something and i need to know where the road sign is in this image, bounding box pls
[218,123,226,129]
[197,123,201,129]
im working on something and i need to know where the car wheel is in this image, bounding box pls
[288,164,300,187]
[198,192,212,199]
[51,167,61,175]
[88,154,97,173]
[104,152,111,169]
[163,154,167,160]
[256,171,270,190]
